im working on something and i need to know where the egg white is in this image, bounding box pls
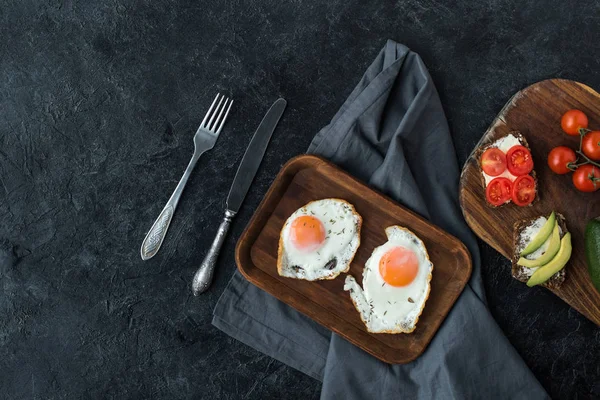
[344,225,433,333]
[277,199,361,280]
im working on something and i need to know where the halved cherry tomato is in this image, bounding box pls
[481,148,507,176]
[582,131,600,161]
[511,175,536,206]
[547,146,577,174]
[561,109,588,136]
[506,145,534,176]
[486,177,512,206]
[572,164,600,192]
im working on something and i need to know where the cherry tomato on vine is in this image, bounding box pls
[547,146,577,174]
[511,175,536,206]
[582,131,600,161]
[572,164,600,192]
[561,109,588,136]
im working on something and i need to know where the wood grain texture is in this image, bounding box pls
[459,79,600,326]
[236,155,472,364]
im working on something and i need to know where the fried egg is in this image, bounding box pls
[344,225,433,333]
[277,199,362,280]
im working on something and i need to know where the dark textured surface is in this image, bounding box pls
[1,1,600,399]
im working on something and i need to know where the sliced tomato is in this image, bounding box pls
[511,175,536,206]
[486,177,512,206]
[506,145,534,176]
[481,148,507,176]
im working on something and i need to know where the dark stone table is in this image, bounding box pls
[2,1,600,399]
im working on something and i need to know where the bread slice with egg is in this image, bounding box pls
[511,213,568,289]
[477,130,539,208]
[277,198,362,281]
[344,225,433,334]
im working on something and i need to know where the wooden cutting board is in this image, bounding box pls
[237,155,472,363]
[459,79,600,326]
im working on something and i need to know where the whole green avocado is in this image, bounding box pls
[585,217,600,294]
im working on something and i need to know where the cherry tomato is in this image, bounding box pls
[481,148,507,176]
[547,146,577,174]
[561,109,588,136]
[506,145,534,176]
[511,175,536,206]
[572,164,600,192]
[582,131,600,161]
[486,177,512,206]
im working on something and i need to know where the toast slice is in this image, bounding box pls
[277,199,362,281]
[511,213,568,289]
[477,131,539,208]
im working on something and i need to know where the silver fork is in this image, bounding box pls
[140,93,233,260]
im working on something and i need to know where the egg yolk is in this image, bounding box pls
[290,215,326,252]
[379,246,419,287]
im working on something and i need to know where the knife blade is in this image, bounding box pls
[192,98,286,295]
[226,98,287,213]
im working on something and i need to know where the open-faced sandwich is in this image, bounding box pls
[277,198,362,281]
[512,211,572,289]
[479,131,537,207]
[344,225,433,334]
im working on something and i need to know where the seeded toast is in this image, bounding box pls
[511,213,568,289]
[277,199,362,281]
[477,131,539,208]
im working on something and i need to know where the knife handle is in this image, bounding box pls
[140,152,201,260]
[192,209,236,295]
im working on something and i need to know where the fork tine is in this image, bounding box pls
[210,98,230,134]
[205,95,225,131]
[215,99,233,135]
[200,93,220,128]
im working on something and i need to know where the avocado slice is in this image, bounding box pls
[527,232,572,287]
[518,223,561,268]
[520,212,556,256]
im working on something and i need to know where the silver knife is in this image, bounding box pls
[191,98,287,295]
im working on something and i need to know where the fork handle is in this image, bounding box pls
[192,209,236,295]
[140,151,202,260]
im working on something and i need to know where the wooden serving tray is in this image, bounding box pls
[236,155,472,364]
[459,79,600,326]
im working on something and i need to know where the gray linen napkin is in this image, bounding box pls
[213,40,548,399]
